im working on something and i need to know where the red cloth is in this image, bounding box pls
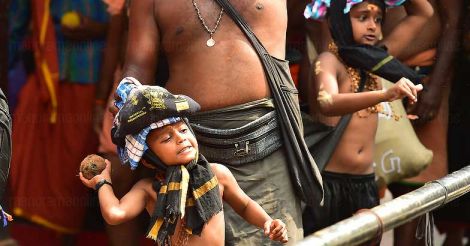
[9,77,98,233]
[30,0,60,123]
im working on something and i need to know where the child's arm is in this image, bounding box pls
[215,165,288,243]
[314,53,423,117]
[380,0,434,58]
[79,160,149,225]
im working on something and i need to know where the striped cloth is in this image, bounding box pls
[118,117,181,170]
[113,77,200,169]
[147,154,223,245]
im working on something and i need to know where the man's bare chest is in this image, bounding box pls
[153,0,285,39]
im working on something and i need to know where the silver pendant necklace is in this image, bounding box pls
[192,0,224,47]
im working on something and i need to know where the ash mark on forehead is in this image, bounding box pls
[256,2,264,10]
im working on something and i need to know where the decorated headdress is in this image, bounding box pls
[112,77,200,169]
[112,77,223,245]
[305,0,423,85]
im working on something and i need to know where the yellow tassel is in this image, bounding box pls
[180,165,190,218]
[146,218,164,241]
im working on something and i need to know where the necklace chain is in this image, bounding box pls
[328,42,401,121]
[192,0,224,46]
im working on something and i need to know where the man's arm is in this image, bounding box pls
[121,0,159,85]
[314,53,421,117]
[380,0,433,57]
[93,11,125,135]
[79,161,148,225]
[215,165,288,243]
[408,0,464,124]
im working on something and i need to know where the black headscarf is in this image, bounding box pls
[328,0,423,84]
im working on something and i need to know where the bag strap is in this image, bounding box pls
[213,0,366,109]
[215,0,327,206]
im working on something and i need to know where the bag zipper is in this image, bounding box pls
[197,128,275,149]
[192,117,275,139]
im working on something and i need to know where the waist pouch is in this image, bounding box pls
[190,111,282,165]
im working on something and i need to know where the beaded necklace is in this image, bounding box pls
[328,43,401,121]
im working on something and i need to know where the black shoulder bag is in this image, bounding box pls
[214,0,324,206]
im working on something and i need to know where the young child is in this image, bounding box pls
[80,81,288,245]
[303,0,429,234]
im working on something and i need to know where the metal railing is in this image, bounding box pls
[297,165,470,246]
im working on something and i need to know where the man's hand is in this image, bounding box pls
[407,82,443,125]
[62,13,108,41]
[79,159,112,189]
[264,219,288,243]
[384,77,423,104]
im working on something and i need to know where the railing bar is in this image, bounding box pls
[297,165,470,246]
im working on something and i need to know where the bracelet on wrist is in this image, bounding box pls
[95,179,112,191]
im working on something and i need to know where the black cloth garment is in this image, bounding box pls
[302,171,379,235]
[147,154,223,245]
[112,86,200,140]
[328,0,423,85]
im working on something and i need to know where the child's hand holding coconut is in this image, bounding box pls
[79,154,112,191]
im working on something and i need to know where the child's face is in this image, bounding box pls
[146,121,198,166]
[349,2,383,45]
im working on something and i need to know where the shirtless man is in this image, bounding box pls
[118,0,306,244]
[383,1,464,245]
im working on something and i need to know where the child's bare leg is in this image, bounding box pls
[102,153,140,246]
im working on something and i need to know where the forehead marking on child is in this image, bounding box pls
[366,4,380,13]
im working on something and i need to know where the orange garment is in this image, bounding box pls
[10,77,97,233]
[404,48,449,183]
[8,0,97,233]
[30,0,60,123]
[289,63,300,88]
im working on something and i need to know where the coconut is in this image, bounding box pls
[80,154,106,180]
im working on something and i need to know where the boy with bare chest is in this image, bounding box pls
[303,0,429,233]
[81,81,288,245]
[120,0,313,243]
